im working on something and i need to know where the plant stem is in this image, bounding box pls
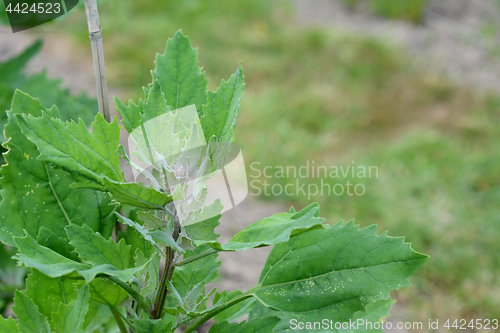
[182,293,254,333]
[83,0,111,122]
[174,248,218,267]
[109,306,128,333]
[153,218,181,319]
[104,275,153,317]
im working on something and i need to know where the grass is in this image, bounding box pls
[342,0,429,23]
[52,0,500,329]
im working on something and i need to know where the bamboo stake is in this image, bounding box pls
[84,0,111,123]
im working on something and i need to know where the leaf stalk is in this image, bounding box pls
[174,248,218,267]
[109,305,129,333]
[182,293,254,333]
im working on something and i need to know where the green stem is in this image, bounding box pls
[153,218,181,319]
[109,306,128,333]
[153,246,174,319]
[182,293,254,333]
[174,248,218,267]
[104,275,153,317]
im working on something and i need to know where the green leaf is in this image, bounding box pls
[172,245,220,299]
[0,40,97,145]
[136,211,165,229]
[16,111,124,191]
[0,40,41,87]
[19,70,97,125]
[24,270,78,328]
[152,30,208,116]
[114,97,142,133]
[36,227,79,261]
[208,316,280,333]
[133,250,160,304]
[88,279,128,307]
[0,91,115,246]
[201,66,245,143]
[338,299,395,333]
[103,179,172,210]
[12,291,50,333]
[118,209,156,261]
[0,316,19,333]
[148,223,185,253]
[182,214,220,248]
[116,213,161,253]
[213,290,256,324]
[251,222,428,324]
[221,203,325,251]
[141,79,171,123]
[66,224,130,270]
[267,299,395,333]
[50,285,90,333]
[13,233,148,284]
[117,211,185,253]
[133,318,173,333]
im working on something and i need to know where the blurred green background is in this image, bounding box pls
[3,0,500,329]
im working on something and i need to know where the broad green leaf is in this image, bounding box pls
[118,210,156,261]
[0,316,19,333]
[172,245,220,299]
[116,213,162,253]
[24,270,78,328]
[221,203,325,251]
[136,211,165,229]
[251,222,428,324]
[182,214,220,247]
[201,66,245,143]
[16,111,124,191]
[50,285,90,333]
[152,30,208,117]
[339,299,395,333]
[0,40,41,86]
[0,91,115,246]
[66,224,130,270]
[133,318,173,333]
[103,179,172,210]
[141,79,171,123]
[114,97,142,133]
[0,40,42,140]
[0,40,97,144]
[36,227,79,261]
[133,250,160,304]
[208,316,280,333]
[82,301,100,329]
[213,290,256,324]
[117,211,184,253]
[12,291,50,333]
[13,234,148,284]
[19,70,97,125]
[80,304,118,333]
[268,299,395,333]
[165,281,214,316]
[88,279,128,307]
[148,222,185,253]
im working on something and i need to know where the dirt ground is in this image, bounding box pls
[294,0,500,92]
